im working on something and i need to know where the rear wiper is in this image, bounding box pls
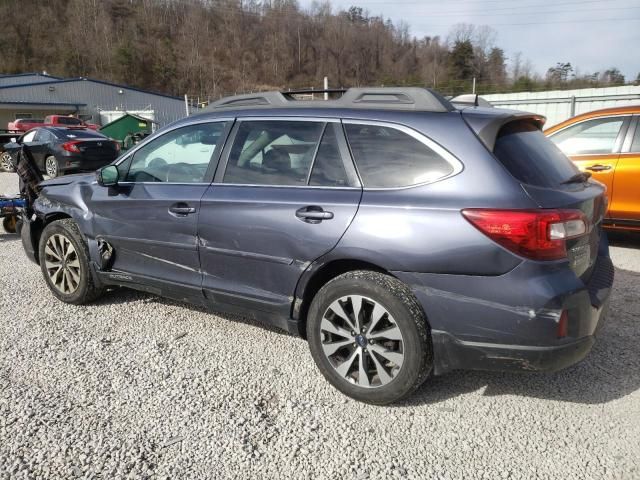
[562,171,592,184]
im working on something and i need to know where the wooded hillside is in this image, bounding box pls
[0,0,634,102]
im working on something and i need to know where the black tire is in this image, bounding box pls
[45,155,60,178]
[38,219,103,304]
[306,270,432,405]
[2,216,17,234]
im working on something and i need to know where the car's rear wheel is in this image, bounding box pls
[38,219,103,304]
[307,270,432,404]
[0,151,14,172]
[45,155,59,178]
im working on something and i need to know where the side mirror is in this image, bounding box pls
[97,165,119,187]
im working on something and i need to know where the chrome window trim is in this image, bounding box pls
[115,182,213,186]
[547,114,632,156]
[341,118,464,191]
[210,183,360,190]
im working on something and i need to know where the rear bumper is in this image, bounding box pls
[394,249,614,375]
[430,296,608,374]
[57,153,116,173]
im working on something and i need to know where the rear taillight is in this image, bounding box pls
[462,209,589,261]
[62,141,81,153]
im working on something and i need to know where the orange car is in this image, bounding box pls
[545,106,640,231]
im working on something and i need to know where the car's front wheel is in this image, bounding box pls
[307,270,432,404]
[38,219,103,304]
[45,155,60,178]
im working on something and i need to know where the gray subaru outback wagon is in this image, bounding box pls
[19,88,613,404]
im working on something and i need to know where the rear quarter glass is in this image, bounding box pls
[493,121,580,187]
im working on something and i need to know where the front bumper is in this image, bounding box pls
[20,212,40,264]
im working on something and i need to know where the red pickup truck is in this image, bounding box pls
[7,118,45,132]
[7,115,99,132]
[44,115,99,130]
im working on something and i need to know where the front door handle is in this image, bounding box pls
[295,206,334,223]
[585,164,612,172]
[169,202,196,216]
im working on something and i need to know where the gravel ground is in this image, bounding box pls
[1,171,639,480]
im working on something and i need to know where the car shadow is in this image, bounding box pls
[608,230,640,249]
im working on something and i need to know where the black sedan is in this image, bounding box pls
[4,127,120,178]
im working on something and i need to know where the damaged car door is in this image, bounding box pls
[88,120,231,300]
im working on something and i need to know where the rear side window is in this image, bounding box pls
[344,123,454,188]
[55,117,82,125]
[224,121,325,186]
[494,121,580,187]
[549,117,625,155]
[309,124,349,187]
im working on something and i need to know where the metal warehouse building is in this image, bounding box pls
[483,85,640,128]
[0,72,187,129]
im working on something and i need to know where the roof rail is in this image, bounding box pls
[206,87,454,112]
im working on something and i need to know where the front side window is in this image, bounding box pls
[344,123,454,188]
[22,130,37,143]
[34,130,50,143]
[549,117,625,155]
[223,121,325,186]
[125,122,227,183]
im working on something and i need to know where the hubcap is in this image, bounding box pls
[45,157,57,177]
[44,234,81,294]
[320,295,405,388]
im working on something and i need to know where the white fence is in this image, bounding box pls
[483,85,640,128]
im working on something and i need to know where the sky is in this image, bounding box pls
[299,0,640,81]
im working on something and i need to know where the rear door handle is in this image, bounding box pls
[295,206,334,223]
[585,164,612,172]
[169,202,197,216]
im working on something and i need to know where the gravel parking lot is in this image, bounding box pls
[0,171,638,479]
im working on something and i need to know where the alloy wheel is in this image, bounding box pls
[0,152,14,172]
[45,157,58,177]
[320,295,405,388]
[44,234,81,294]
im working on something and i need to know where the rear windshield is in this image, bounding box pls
[493,121,580,187]
[52,129,105,139]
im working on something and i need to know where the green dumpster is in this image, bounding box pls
[99,113,154,150]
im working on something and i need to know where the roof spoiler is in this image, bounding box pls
[461,109,546,150]
[206,87,455,112]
